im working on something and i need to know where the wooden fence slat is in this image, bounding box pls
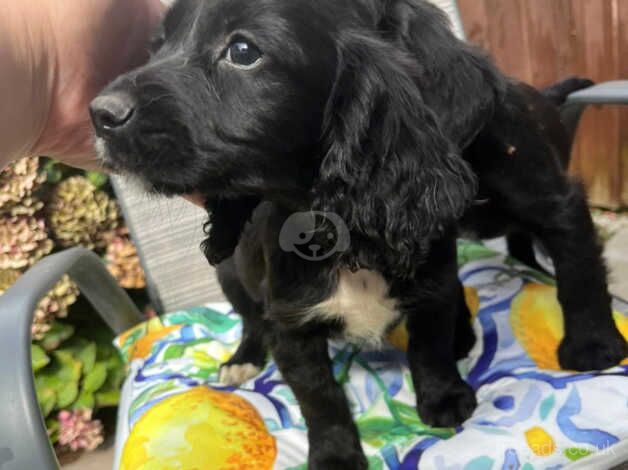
[458,0,627,208]
[484,0,532,81]
[616,0,628,206]
[457,0,490,48]
[571,0,619,207]
[522,0,560,87]
[552,0,577,79]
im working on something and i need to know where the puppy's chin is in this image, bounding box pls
[94,137,114,169]
[94,137,180,196]
[94,137,131,176]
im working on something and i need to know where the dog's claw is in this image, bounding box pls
[558,332,628,371]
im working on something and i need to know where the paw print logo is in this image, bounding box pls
[279,211,350,261]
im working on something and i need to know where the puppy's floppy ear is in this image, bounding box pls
[313,31,477,278]
[202,196,260,265]
[381,0,505,148]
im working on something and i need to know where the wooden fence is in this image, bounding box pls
[458,0,628,208]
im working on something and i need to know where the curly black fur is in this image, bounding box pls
[91,1,627,467]
[314,29,479,278]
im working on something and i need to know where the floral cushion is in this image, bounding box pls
[112,241,628,470]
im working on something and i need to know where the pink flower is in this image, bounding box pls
[57,409,104,452]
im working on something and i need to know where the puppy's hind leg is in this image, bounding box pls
[217,258,268,386]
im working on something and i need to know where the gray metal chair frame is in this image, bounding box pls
[0,249,142,470]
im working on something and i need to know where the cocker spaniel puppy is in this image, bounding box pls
[90,0,628,467]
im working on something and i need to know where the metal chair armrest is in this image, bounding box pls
[561,80,628,155]
[0,248,142,470]
[566,80,628,105]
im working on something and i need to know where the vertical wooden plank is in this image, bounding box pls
[457,0,490,49]
[568,0,589,180]
[458,0,625,207]
[521,0,560,87]
[552,0,578,79]
[569,0,620,207]
[616,0,628,206]
[485,0,532,81]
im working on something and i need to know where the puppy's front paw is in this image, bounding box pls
[309,449,368,470]
[417,381,477,427]
[558,332,627,371]
[219,362,261,386]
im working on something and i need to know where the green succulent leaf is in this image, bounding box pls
[43,160,65,184]
[62,339,97,374]
[39,322,75,351]
[56,382,79,408]
[85,170,109,188]
[53,350,82,383]
[36,385,57,418]
[31,345,50,372]
[95,389,121,408]
[73,389,96,410]
[46,417,60,443]
[83,362,107,393]
[33,350,81,411]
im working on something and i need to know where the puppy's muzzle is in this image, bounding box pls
[90,92,136,137]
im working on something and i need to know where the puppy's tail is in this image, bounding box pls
[541,76,594,106]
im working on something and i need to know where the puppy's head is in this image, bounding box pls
[91,0,339,198]
[92,0,501,273]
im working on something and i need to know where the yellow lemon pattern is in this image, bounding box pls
[525,426,556,457]
[511,283,628,370]
[112,244,628,470]
[121,386,276,470]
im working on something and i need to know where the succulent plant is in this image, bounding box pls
[0,158,147,459]
[34,325,125,416]
[0,271,78,339]
[57,409,104,452]
[105,228,146,289]
[2,197,44,217]
[0,214,53,269]
[0,269,21,291]
[32,275,80,340]
[47,176,119,250]
[0,156,45,213]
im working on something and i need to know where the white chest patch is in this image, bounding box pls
[308,269,400,346]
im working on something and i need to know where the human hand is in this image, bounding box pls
[32,0,164,170]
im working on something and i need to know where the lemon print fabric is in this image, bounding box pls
[121,386,276,470]
[113,243,628,470]
[511,283,628,369]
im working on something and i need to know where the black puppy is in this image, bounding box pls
[90,0,628,468]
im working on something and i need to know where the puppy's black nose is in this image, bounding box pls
[90,93,135,134]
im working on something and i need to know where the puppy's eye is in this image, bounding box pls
[225,39,262,68]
